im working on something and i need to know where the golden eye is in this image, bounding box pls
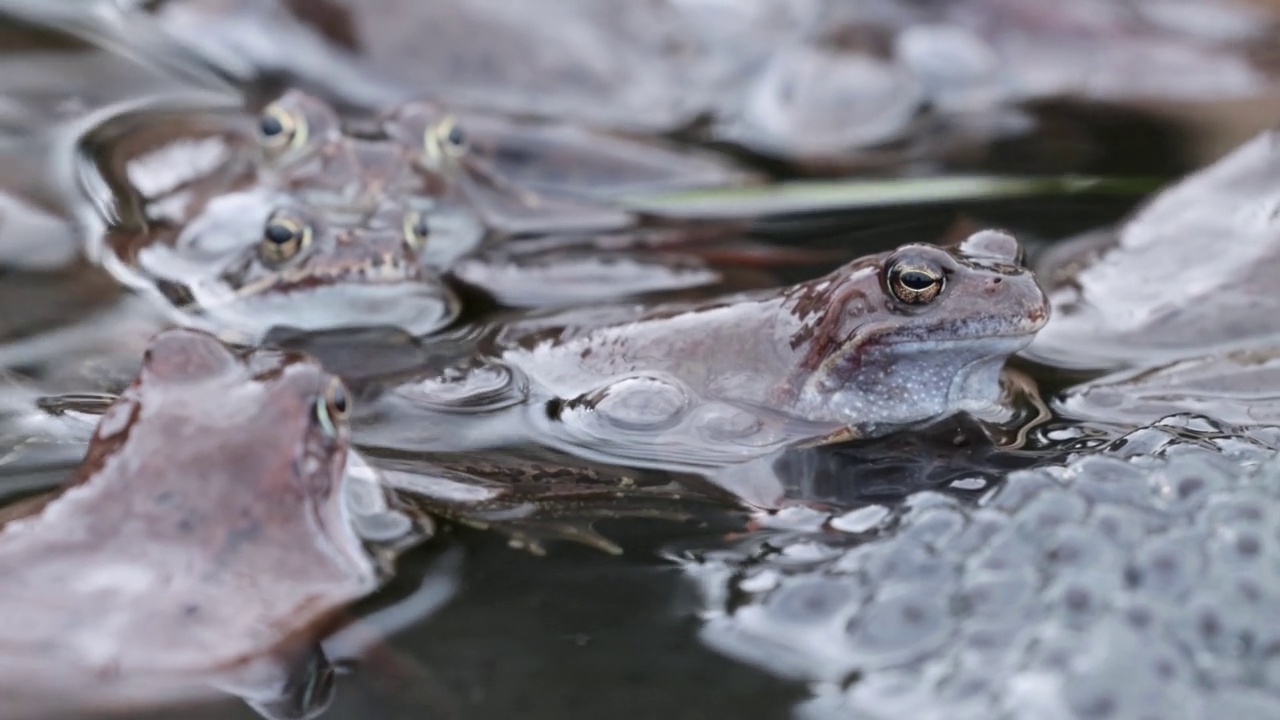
[259,213,313,264]
[424,114,468,166]
[402,210,430,249]
[437,116,467,154]
[258,102,307,152]
[887,262,944,305]
[314,377,350,437]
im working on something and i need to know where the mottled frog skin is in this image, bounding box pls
[0,328,377,715]
[377,230,1048,465]
[102,188,461,342]
[78,99,461,342]
[496,229,1047,439]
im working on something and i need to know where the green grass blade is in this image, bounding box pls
[621,175,1164,218]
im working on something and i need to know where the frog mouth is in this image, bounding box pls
[167,256,459,342]
[234,256,425,297]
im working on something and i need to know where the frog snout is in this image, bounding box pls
[989,274,1050,332]
[1022,288,1051,332]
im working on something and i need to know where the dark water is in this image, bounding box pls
[0,3,1277,720]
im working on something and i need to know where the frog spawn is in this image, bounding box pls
[680,420,1280,719]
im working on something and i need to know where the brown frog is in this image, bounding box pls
[368,230,1049,469]
[73,93,766,329]
[70,97,462,342]
[0,327,390,717]
[257,88,751,229]
[100,187,461,343]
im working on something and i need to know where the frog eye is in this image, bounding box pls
[314,377,350,437]
[259,213,313,264]
[886,262,945,305]
[426,115,468,161]
[439,116,467,154]
[402,211,430,249]
[258,102,307,152]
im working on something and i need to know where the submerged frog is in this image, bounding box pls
[68,97,462,341]
[0,327,391,717]
[74,92,768,327]
[100,187,461,342]
[1026,129,1280,370]
[370,230,1048,468]
[258,88,751,228]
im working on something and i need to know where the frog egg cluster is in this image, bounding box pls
[681,420,1280,719]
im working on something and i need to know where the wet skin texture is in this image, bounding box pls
[88,91,745,339]
[103,182,459,341]
[80,98,459,341]
[256,88,667,237]
[0,328,376,712]
[484,229,1048,440]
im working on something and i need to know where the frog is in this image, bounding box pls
[366,229,1049,470]
[257,88,754,221]
[3,337,748,564]
[256,90,841,304]
[0,327,399,717]
[72,90,796,330]
[46,94,453,344]
[1025,128,1280,371]
[97,185,461,343]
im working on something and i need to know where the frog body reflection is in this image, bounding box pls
[0,328,379,715]
[379,231,1048,466]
